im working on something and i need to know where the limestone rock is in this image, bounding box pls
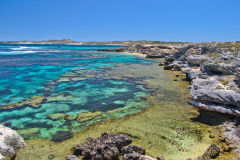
[186,55,207,66]
[0,125,26,159]
[202,63,237,75]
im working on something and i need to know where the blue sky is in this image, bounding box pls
[0,0,239,42]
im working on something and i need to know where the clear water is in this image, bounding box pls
[0,44,154,140]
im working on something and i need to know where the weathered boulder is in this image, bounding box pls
[191,100,240,117]
[190,77,240,116]
[186,55,207,66]
[0,125,26,159]
[190,88,240,108]
[181,68,202,81]
[202,63,237,75]
[82,144,119,160]
[121,145,145,155]
[164,60,188,71]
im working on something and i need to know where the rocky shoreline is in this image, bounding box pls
[99,42,240,117]
[98,42,240,158]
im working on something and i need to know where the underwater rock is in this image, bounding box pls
[61,73,77,77]
[121,145,146,155]
[76,111,102,122]
[65,114,77,121]
[73,133,132,159]
[65,155,79,160]
[57,77,71,82]
[52,131,73,142]
[200,144,220,160]
[0,88,11,95]
[0,96,46,110]
[0,125,26,159]
[70,77,87,81]
[17,128,40,137]
[46,94,73,102]
[66,85,86,91]
[48,113,76,121]
[48,113,67,120]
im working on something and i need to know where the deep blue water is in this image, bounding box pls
[0,44,154,140]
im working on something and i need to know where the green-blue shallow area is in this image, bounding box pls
[0,44,154,140]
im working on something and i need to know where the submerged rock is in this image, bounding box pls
[48,113,67,120]
[52,131,73,142]
[76,111,102,122]
[0,125,26,159]
[200,144,220,160]
[0,96,46,110]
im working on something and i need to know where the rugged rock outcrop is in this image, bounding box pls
[73,132,132,159]
[162,42,240,156]
[0,125,26,159]
[163,42,240,118]
[121,145,146,155]
[202,63,238,75]
[67,133,161,160]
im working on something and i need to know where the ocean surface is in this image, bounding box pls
[0,44,154,140]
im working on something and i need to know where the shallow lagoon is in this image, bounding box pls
[0,44,217,159]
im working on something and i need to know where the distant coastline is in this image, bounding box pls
[0,39,189,46]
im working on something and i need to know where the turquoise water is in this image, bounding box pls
[0,44,155,140]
